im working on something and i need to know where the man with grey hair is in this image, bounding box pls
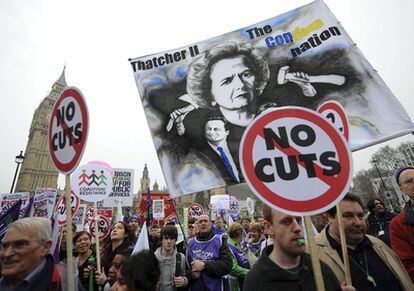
[0,217,62,290]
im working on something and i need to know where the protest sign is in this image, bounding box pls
[31,188,57,218]
[49,87,89,175]
[103,168,134,207]
[210,195,230,210]
[152,199,165,221]
[246,198,255,216]
[0,192,31,217]
[73,204,86,231]
[54,191,80,226]
[130,0,414,198]
[317,101,349,141]
[87,214,110,240]
[240,107,353,216]
[188,203,204,220]
[71,163,113,203]
[228,196,241,216]
[139,193,175,225]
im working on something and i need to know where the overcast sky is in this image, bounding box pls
[1,0,413,194]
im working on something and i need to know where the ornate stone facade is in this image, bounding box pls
[14,69,66,193]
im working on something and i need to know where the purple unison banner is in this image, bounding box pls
[129,0,414,197]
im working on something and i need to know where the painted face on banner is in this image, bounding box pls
[205,120,228,144]
[210,56,256,110]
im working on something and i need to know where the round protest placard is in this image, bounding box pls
[188,203,204,220]
[71,163,113,203]
[240,107,353,216]
[85,206,94,222]
[87,215,110,240]
[229,196,241,216]
[246,198,255,215]
[54,191,80,226]
[49,87,89,174]
[317,101,349,141]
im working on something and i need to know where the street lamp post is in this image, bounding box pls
[10,151,25,193]
[372,159,388,191]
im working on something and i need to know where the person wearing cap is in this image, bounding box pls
[314,193,413,290]
[390,166,414,281]
[128,214,141,241]
[244,204,352,291]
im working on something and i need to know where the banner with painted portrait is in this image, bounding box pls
[130,0,414,197]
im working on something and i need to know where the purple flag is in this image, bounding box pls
[146,187,152,226]
[0,199,22,240]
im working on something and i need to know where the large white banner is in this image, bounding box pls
[130,0,414,197]
[31,188,57,219]
[103,168,134,207]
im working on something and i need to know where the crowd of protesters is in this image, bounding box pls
[1,166,414,290]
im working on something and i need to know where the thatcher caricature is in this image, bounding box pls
[146,41,346,193]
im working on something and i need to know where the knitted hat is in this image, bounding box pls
[129,214,141,223]
[395,166,414,185]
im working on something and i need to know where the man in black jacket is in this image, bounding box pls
[186,214,232,291]
[244,205,354,291]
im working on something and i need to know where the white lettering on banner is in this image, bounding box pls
[192,249,214,261]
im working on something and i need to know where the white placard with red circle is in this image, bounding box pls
[317,101,349,141]
[49,87,89,174]
[85,206,94,222]
[87,215,110,240]
[240,107,353,216]
[71,164,113,203]
[188,203,204,220]
[54,191,80,226]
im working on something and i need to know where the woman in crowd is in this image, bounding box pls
[74,231,98,290]
[227,223,250,291]
[101,221,135,276]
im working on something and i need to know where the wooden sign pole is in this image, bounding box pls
[93,203,102,272]
[65,174,75,291]
[336,205,352,286]
[304,216,325,291]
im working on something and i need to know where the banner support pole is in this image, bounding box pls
[93,202,102,272]
[336,205,353,286]
[65,174,75,291]
[304,216,325,291]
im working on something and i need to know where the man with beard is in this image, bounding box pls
[244,204,351,291]
[315,193,413,290]
[186,214,232,291]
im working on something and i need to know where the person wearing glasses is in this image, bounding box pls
[390,166,414,281]
[0,217,62,290]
